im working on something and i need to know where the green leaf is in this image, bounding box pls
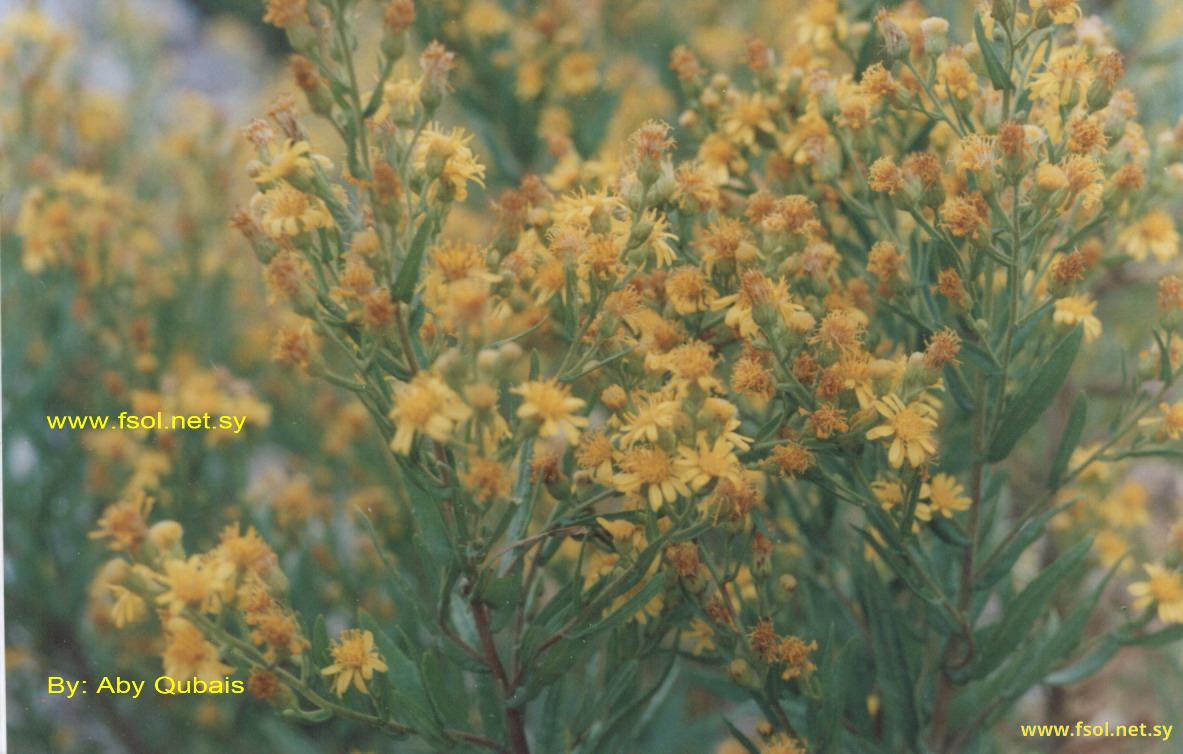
[811,624,846,753]
[975,498,1076,592]
[560,346,636,382]
[279,707,333,725]
[1012,299,1053,352]
[569,574,665,640]
[1048,393,1087,488]
[930,516,970,548]
[403,469,455,564]
[572,660,639,736]
[987,325,1082,462]
[974,13,1013,91]
[967,536,1092,680]
[1122,623,1183,647]
[856,527,943,610]
[420,648,468,729]
[959,339,1001,376]
[521,636,596,704]
[943,364,974,413]
[1153,330,1173,383]
[1017,559,1122,690]
[357,609,446,743]
[854,562,919,746]
[723,719,761,754]
[391,216,435,302]
[311,615,330,669]
[1044,636,1120,685]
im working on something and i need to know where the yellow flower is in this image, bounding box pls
[921,473,971,518]
[251,139,320,184]
[663,340,721,393]
[388,374,471,455]
[1031,0,1082,24]
[1129,564,1183,624]
[513,380,588,442]
[721,92,776,147]
[1099,481,1149,529]
[460,457,511,503]
[635,209,678,267]
[618,393,679,447]
[162,618,234,681]
[614,446,693,510]
[697,132,746,184]
[596,517,646,549]
[666,266,718,313]
[461,0,509,39]
[937,51,976,100]
[89,491,154,551]
[556,51,600,97]
[1053,295,1102,342]
[761,733,807,754]
[253,183,333,237]
[872,480,904,511]
[576,432,617,485]
[1030,47,1091,107]
[681,618,716,656]
[321,629,389,696]
[865,394,939,468]
[1138,401,1183,440]
[1094,530,1130,571]
[156,556,234,615]
[109,585,148,628]
[414,125,486,202]
[1119,211,1179,263]
[679,437,743,491]
[262,0,308,28]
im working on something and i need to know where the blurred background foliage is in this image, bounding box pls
[3,1,1183,753]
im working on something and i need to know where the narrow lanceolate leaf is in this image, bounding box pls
[855,562,919,746]
[723,719,761,754]
[1017,559,1123,691]
[1048,393,1087,488]
[1121,623,1183,647]
[1036,560,1124,687]
[1043,635,1121,686]
[569,574,665,640]
[968,536,1092,680]
[974,13,1013,92]
[391,216,435,302]
[356,609,446,742]
[1153,330,1174,382]
[975,499,1077,592]
[812,624,846,754]
[944,363,974,413]
[987,325,1083,462]
[311,614,330,668]
[402,469,456,564]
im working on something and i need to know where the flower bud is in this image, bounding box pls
[992,0,1015,23]
[877,12,909,60]
[920,17,949,56]
[727,658,761,690]
[285,21,318,55]
[774,574,798,605]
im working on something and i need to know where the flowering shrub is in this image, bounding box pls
[5,1,1183,753]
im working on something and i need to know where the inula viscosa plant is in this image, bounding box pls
[5,1,1183,752]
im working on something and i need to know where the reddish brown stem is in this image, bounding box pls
[472,600,530,754]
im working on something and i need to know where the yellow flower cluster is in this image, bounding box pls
[6,0,1182,750]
